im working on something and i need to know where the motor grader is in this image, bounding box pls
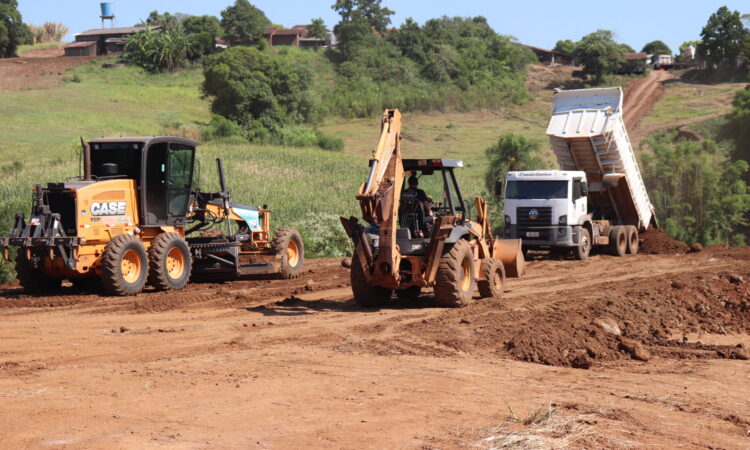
[1,136,304,296]
[340,109,525,307]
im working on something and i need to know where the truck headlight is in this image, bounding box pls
[558,215,567,225]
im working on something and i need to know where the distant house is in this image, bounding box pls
[526,46,574,66]
[64,25,161,56]
[63,40,97,57]
[620,52,649,74]
[262,26,327,48]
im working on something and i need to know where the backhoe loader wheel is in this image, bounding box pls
[351,250,392,307]
[273,227,304,279]
[100,234,148,296]
[609,226,627,257]
[148,233,192,291]
[625,226,639,254]
[434,239,476,307]
[14,254,61,294]
[477,258,505,299]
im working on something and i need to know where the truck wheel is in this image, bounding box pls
[435,239,476,307]
[14,254,61,294]
[573,228,591,260]
[351,250,392,307]
[273,227,304,279]
[396,286,421,299]
[148,232,192,291]
[478,258,505,298]
[100,234,148,296]
[626,226,639,254]
[609,226,627,257]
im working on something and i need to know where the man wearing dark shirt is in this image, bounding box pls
[404,175,433,216]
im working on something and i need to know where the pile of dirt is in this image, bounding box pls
[394,251,750,369]
[639,228,688,255]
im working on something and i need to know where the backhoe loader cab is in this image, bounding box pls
[341,109,525,308]
[2,136,304,296]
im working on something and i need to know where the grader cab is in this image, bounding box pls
[2,136,304,296]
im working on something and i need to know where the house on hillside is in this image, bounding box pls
[262,26,328,48]
[526,46,574,66]
[620,52,649,74]
[64,26,161,57]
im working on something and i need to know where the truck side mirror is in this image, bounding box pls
[494,180,503,196]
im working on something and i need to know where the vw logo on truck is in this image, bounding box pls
[528,209,539,220]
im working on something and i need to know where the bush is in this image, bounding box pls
[202,46,318,136]
[295,212,351,258]
[202,114,245,141]
[124,29,197,72]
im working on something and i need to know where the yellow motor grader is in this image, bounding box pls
[1,136,304,296]
[340,109,525,307]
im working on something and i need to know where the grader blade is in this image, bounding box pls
[493,238,526,278]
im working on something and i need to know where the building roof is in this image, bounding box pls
[64,41,97,48]
[76,25,159,37]
[625,52,648,60]
[526,45,571,57]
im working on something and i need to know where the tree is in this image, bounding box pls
[553,39,575,54]
[642,40,671,55]
[572,30,626,84]
[0,0,26,58]
[202,46,316,132]
[484,133,544,198]
[220,0,271,45]
[699,6,745,69]
[142,10,186,32]
[332,0,394,34]
[307,18,327,39]
[183,15,221,55]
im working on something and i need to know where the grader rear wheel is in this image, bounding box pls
[434,239,476,307]
[148,232,192,291]
[14,254,61,294]
[100,234,148,296]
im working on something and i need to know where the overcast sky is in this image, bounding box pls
[19,1,749,54]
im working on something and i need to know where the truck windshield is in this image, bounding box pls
[506,180,568,199]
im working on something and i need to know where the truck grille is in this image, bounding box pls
[516,207,553,227]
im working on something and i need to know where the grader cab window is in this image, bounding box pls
[90,142,141,179]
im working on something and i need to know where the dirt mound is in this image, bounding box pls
[391,251,750,369]
[639,228,688,254]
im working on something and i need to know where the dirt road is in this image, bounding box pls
[622,70,674,144]
[0,47,94,91]
[1,247,748,448]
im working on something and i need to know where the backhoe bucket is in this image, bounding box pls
[492,238,526,278]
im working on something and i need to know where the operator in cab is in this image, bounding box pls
[404,175,433,217]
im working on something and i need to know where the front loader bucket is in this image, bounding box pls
[493,238,526,278]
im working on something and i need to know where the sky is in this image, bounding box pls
[19,1,749,54]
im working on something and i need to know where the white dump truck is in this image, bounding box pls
[501,87,656,260]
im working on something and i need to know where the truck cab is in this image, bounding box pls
[502,170,588,249]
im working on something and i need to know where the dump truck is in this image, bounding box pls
[1,136,304,295]
[501,87,656,260]
[341,109,525,307]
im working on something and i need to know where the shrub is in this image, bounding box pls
[124,29,197,72]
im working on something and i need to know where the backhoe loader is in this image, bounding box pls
[340,109,525,307]
[2,136,304,296]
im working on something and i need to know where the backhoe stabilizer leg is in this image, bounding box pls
[340,216,375,281]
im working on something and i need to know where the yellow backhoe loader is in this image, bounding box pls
[2,136,304,296]
[340,109,525,307]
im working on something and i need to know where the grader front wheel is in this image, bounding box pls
[14,254,61,294]
[100,234,148,296]
[478,258,505,298]
[273,227,304,279]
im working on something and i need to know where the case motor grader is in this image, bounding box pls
[1,136,304,296]
[340,109,525,307]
